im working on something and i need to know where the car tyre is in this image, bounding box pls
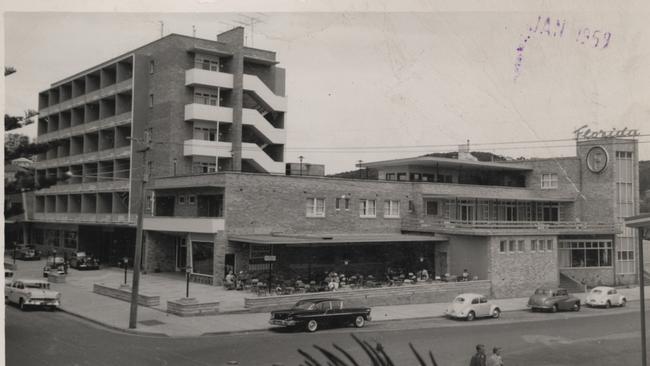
[19,298,25,311]
[306,320,318,333]
[354,315,365,328]
[605,301,611,309]
[492,308,501,319]
[551,304,558,313]
[573,302,581,312]
[466,311,475,321]
[621,299,627,307]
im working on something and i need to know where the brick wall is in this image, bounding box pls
[560,268,615,287]
[488,235,559,298]
[144,231,176,272]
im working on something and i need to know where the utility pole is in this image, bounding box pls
[639,228,647,366]
[128,133,151,329]
[299,156,304,176]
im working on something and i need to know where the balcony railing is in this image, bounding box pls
[402,217,619,234]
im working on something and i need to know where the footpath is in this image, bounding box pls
[5,258,650,337]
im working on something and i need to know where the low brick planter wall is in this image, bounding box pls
[48,273,66,283]
[167,298,219,317]
[93,283,160,307]
[244,280,491,312]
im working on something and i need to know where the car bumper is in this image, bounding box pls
[586,299,607,306]
[269,319,297,327]
[26,299,60,307]
[527,304,553,310]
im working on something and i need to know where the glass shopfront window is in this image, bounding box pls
[559,240,612,268]
[192,241,214,275]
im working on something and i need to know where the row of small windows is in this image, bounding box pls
[385,172,453,183]
[306,198,402,218]
[499,239,554,253]
[177,195,197,205]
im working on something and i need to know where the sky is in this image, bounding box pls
[4,5,650,174]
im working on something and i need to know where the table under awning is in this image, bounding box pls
[229,233,448,246]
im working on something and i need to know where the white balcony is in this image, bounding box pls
[183,139,284,173]
[185,69,233,89]
[184,103,286,144]
[143,217,225,234]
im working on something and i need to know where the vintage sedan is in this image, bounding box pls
[16,245,41,261]
[585,286,627,308]
[69,252,100,270]
[269,298,371,332]
[445,293,501,321]
[5,279,61,310]
[528,288,580,312]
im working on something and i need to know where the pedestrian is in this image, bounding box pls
[462,269,470,281]
[486,347,503,366]
[469,344,487,366]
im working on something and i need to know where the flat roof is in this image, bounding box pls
[229,233,448,245]
[359,156,533,171]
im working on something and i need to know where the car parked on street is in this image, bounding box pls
[585,286,626,308]
[42,265,65,278]
[69,252,100,270]
[5,279,61,310]
[15,245,41,261]
[269,298,372,332]
[528,287,580,312]
[445,293,501,321]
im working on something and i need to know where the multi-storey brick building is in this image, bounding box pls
[29,27,641,298]
[30,27,286,264]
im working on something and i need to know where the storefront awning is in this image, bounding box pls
[229,233,448,245]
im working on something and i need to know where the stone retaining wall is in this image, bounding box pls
[244,280,491,312]
[93,284,160,307]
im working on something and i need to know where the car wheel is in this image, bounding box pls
[19,298,25,311]
[573,302,581,312]
[306,320,318,332]
[621,299,627,307]
[551,304,558,313]
[466,311,475,321]
[605,301,611,309]
[354,315,365,328]
[492,308,501,319]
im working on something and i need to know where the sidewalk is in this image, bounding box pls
[6,258,650,337]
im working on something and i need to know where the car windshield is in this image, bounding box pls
[535,289,551,295]
[454,297,465,303]
[292,301,316,310]
[25,282,50,289]
[591,289,602,294]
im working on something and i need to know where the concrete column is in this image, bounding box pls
[218,28,245,172]
[213,231,227,286]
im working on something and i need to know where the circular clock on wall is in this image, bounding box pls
[586,146,608,173]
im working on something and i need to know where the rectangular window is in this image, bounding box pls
[149,94,154,108]
[546,239,554,251]
[149,60,155,74]
[499,240,507,253]
[425,200,438,216]
[541,173,558,189]
[385,173,395,181]
[192,162,216,174]
[344,198,350,210]
[508,240,516,252]
[359,199,376,217]
[335,198,341,210]
[178,195,186,205]
[384,200,400,218]
[306,198,325,217]
[188,195,196,205]
[397,173,407,181]
[530,239,537,252]
[517,240,525,252]
[63,231,77,249]
[559,240,613,268]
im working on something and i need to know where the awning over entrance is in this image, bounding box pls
[229,233,448,246]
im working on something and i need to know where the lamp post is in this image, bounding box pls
[185,266,192,298]
[299,156,304,176]
[123,257,128,285]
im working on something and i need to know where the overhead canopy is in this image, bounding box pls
[229,233,448,246]
[359,156,533,171]
[625,213,650,228]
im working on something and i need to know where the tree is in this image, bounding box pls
[5,109,38,131]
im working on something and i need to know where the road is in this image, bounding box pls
[5,302,649,366]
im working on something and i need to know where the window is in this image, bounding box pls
[541,173,558,189]
[384,200,400,218]
[546,239,553,251]
[63,231,77,249]
[344,198,350,210]
[499,240,507,253]
[479,297,487,304]
[149,94,154,108]
[178,195,186,205]
[385,173,395,181]
[425,200,438,216]
[359,199,376,217]
[335,198,341,210]
[517,240,525,252]
[471,298,479,305]
[616,151,633,159]
[559,240,612,268]
[194,127,218,141]
[194,91,219,106]
[530,239,537,251]
[197,195,223,217]
[306,198,325,217]
[397,173,407,181]
[188,195,196,205]
[149,60,155,74]
[410,173,422,181]
[508,240,516,252]
[193,162,216,174]
[408,200,415,213]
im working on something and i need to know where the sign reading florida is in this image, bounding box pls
[574,125,640,140]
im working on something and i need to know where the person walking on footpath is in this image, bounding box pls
[470,344,487,366]
[486,347,503,366]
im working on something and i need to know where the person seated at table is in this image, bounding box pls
[462,269,470,281]
[225,270,236,290]
[236,270,247,290]
[420,268,429,281]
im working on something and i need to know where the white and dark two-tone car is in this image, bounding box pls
[585,286,626,308]
[445,293,501,321]
[5,279,61,310]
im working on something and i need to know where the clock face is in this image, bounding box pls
[586,146,608,173]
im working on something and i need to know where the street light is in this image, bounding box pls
[185,266,192,298]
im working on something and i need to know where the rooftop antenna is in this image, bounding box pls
[233,15,265,47]
[159,21,164,38]
[192,25,196,38]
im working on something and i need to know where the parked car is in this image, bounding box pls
[5,268,14,280]
[69,252,100,270]
[269,298,372,332]
[585,286,627,308]
[15,245,41,261]
[42,265,65,278]
[445,293,501,321]
[46,255,66,267]
[5,279,61,310]
[528,288,580,312]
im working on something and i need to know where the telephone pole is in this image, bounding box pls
[128,133,151,329]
